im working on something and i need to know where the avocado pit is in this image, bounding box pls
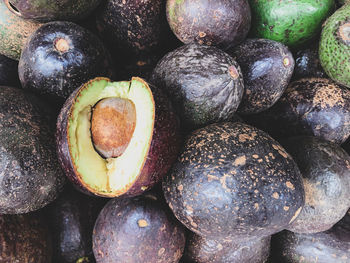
[91,98,136,159]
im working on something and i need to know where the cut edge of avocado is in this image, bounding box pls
[67,77,155,197]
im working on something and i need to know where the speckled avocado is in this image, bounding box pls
[0,86,65,214]
[93,194,186,263]
[4,0,102,22]
[19,21,114,101]
[249,0,335,47]
[282,136,350,234]
[184,232,271,263]
[320,4,350,88]
[163,122,305,242]
[247,78,350,144]
[151,43,244,131]
[0,213,52,262]
[0,0,42,60]
[229,38,294,114]
[166,0,251,50]
[271,210,350,263]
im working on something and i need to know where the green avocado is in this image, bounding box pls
[249,0,335,47]
[319,4,350,88]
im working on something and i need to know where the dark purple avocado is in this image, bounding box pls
[92,194,186,263]
[282,136,350,234]
[19,21,114,101]
[0,213,52,262]
[229,38,294,114]
[163,122,305,242]
[151,43,244,131]
[184,232,271,263]
[0,86,65,214]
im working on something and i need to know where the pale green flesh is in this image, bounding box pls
[68,79,154,194]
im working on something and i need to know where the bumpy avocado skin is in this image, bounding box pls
[249,0,335,47]
[184,232,271,263]
[229,38,294,114]
[163,122,305,242]
[5,0,102,22]
[0,213,52,263]
[0,86,65,214]
[319,4,350,88]
[271,210,350,263]
[0,1,42,60]
[282,136,350,234]
[151,43,244,131]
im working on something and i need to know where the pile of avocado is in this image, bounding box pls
[1,0,350,262]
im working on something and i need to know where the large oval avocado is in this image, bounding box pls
[19,21,114,101]
[0,213,52,262]
[151,43,244,131]
[282,136,350,233]
[0,86,65,214]
[93,194,186,263]
[163,122,305,242]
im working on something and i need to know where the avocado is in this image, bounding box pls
[270,210,350,262]
[0,213,52,262]
[319,4,350,88]
[166,0,251,50]
[0,86,65,214]
[0,54,20,86]
[184,232,271,263]
[56,77,181,197]
[18,21,114,101]
[0,0,42,60]
[293,43,327,80]
[228,38,294,114]
[246,78,350,144]
[48,186,107,263]
[92,194,186,263]
[4,0,102,22]
[151,43,244,131]
[163,122,305,242]
[282,136,350,233]
[249,0,335,47]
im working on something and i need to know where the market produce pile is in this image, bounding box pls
[1,0,350,262]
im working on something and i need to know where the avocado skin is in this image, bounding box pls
[271,210,350,263]
[92,194,186,263]
[249,0,335,47]
[0,1,42,60]
[319,4,350,88]
[19,21,114,101]
[6,0,102,22]
[0,213,52,263]
[229,38,294,114]
[56,78,181,198]
[151,43,244,131]
[0,86,65,214]
[166,0,251,50]
[184,232,271,263]
[48,186,107,263]
[246,78,350,144]
[282,136,350,234]
[0,54,20,86]
[163,122,304,242]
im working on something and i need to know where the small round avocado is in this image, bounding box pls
[229,38,294,114]
[166,0,251,50]
[151,43,244,131]
[92,194,186,263]
[163,122,305,242]
[319,4,350,88]
[283,136,350,234]
[249,0,335,47]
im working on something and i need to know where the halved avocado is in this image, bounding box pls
[56,77,181,197]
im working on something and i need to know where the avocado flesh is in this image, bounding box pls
[68,78,154,195]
